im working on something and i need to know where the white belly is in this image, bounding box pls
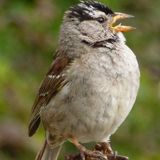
[42,45,140,143]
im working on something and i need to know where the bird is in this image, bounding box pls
[28,1,140,160]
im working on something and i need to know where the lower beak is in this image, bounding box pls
[110,12,136,32]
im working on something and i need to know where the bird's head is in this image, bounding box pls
[59,1,135,55]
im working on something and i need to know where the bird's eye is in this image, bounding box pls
[97,17,105,23]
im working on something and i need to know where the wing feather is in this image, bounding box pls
[28,54,72,137]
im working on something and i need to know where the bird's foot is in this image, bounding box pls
[94,142,113,155]
[69,138,107,160]
[94,143,129,160]
[66,150,108,160]
[68,138,128,160]
[81,150,108,160]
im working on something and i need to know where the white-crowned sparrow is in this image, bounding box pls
[28,1,140,160]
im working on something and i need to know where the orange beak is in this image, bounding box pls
[110,12,136,32]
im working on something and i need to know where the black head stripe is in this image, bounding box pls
[68,0,114,21]
[69,5,93,21]
[83,1,114,15]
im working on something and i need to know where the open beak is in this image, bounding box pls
[110,12,136,32]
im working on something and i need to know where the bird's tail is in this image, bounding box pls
[36,140,62,160]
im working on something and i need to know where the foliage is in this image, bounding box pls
[0,0,159,160]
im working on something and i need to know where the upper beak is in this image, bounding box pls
[110,12,136,32]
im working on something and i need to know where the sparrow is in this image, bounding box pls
[28,1,140,160]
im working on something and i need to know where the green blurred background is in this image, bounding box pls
[0,0,159,160]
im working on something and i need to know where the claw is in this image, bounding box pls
[94,142,113,155]
[86,151,107,160]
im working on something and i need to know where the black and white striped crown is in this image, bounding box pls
[68,1,114,21]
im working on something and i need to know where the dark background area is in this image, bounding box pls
[0,0,160,160]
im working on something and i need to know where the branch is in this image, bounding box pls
[65,143,129,160]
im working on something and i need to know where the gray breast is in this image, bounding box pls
[42,42,140,143]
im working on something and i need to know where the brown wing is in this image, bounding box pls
[28,54,72,137]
